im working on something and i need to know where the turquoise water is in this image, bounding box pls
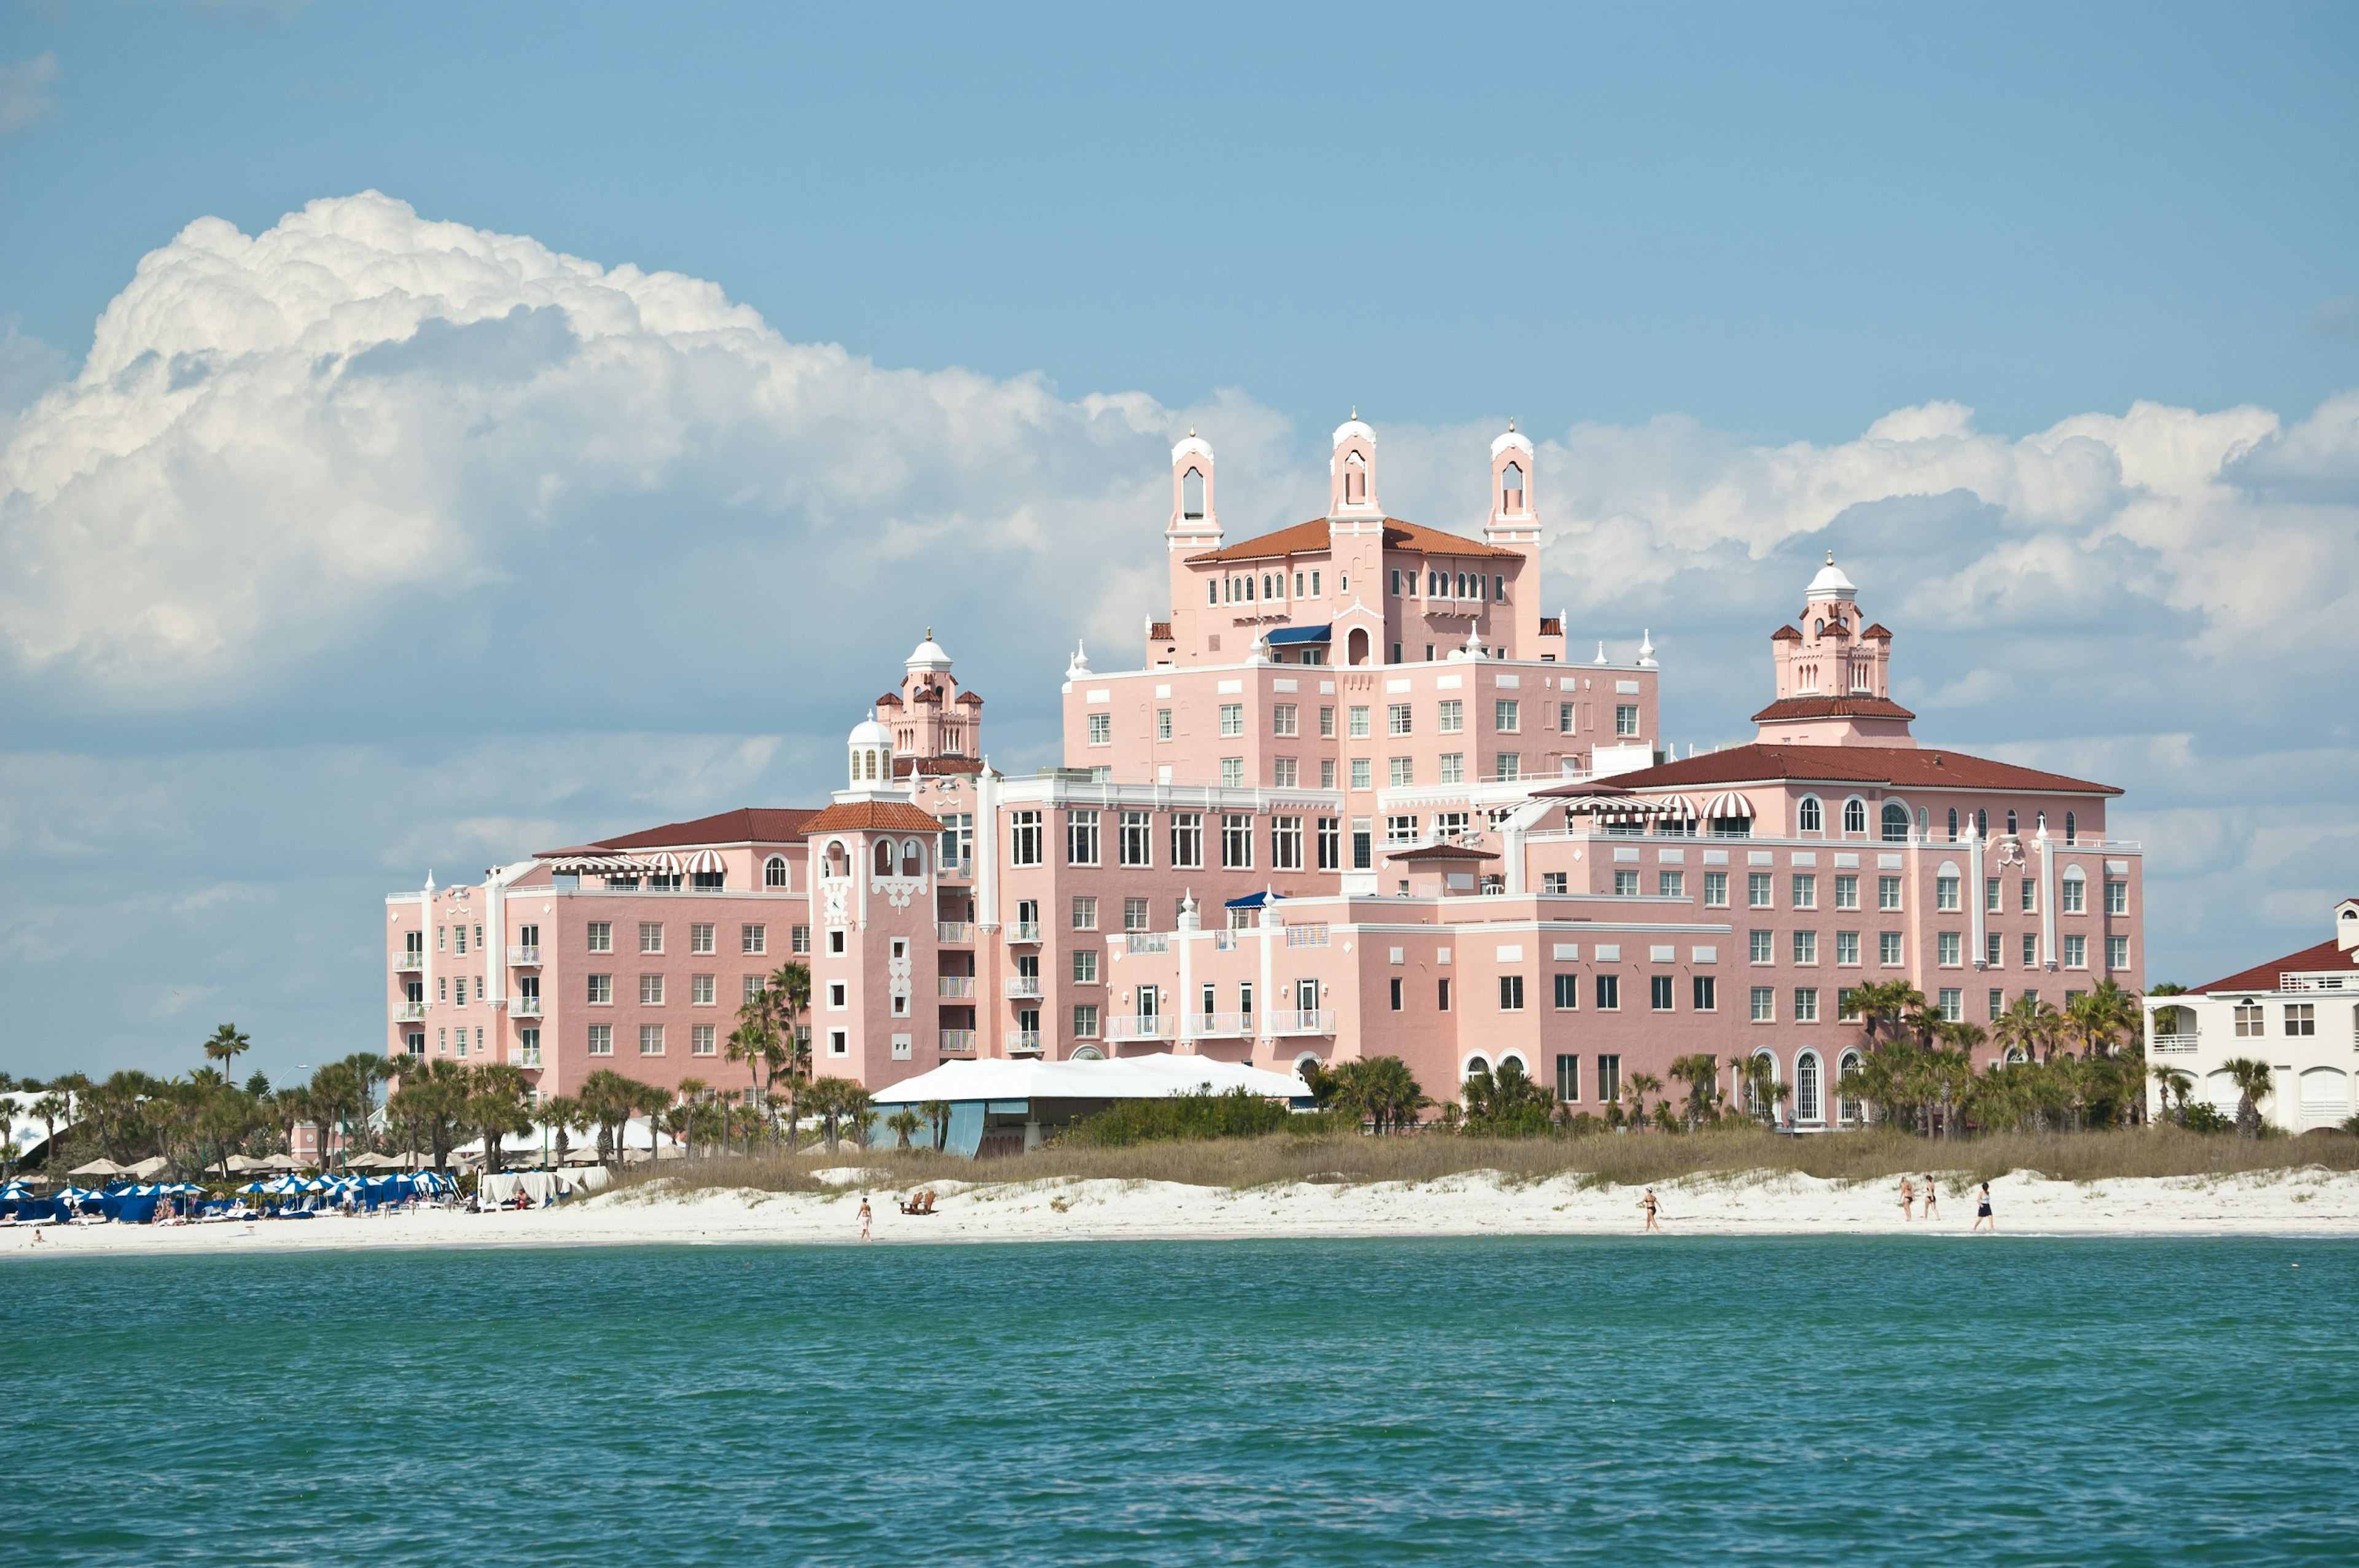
[7,1236,2357,1564]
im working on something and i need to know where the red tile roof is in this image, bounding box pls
[1604,743,2121,796]
[1539,616,1563,636]
[2195,937,2359,994]
[1771,625,1803,642]
[802,800,947,834]
[1186,518,1520,565]
[1148,621,1174,641]
[1751,695,1918,723]
[893,757,984,777]
[551,808,820,856]
[1385,843,1501,862]
[956,690,983,705]
[1860,623,1894,639]
[875,692,903,708]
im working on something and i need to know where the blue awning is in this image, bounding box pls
[1266,624,1331,646]
[1225,891,1283,909]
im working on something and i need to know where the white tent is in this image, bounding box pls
[870,1053,1309,1106]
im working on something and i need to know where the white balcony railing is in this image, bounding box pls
[937,977,976,999]
[1124,932,1171,954]
[1005,977,1043,999]
[514,1047,542,1068]
[509,996,542,1016]
[1186,1013,1248,1037]
[1284,924,1330,947]
[396,953,424,972]
[508,945,540,966]
[397,1001,428,1020]
[1010,1030,1044,1053]
[1272,1009,1336,1036]
[2280,972,2354,993]
[1108,1015,1175,1042]
[937,922,974,944]
[939,1029,976,1054]
[2150,1033,2199,1055]
[1010,922,1043,944]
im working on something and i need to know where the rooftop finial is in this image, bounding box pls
[1508,417,1516,432]
[1189,424,1196,437]
[925,625,933,640]
[1351,404,1357,420]
[1826,549,1835,566]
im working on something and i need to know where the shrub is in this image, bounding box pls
[2178,1102,2233,1135]
[1061,1087,1325,1147]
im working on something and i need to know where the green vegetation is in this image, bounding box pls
[1063,1085,1316,1146]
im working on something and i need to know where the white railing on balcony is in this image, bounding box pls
[396,953,424,972]
[937,922,974,944]
[1215,930,1239,951]
[2150,1034,2199,1055]
[1011,922,1043,943]
[1186,1012,1248,1037]
[508,945,540,965]
[1125,932,1171,954]
[1005,976,1043,999]
[1108,1014,1175,1042]
[514,1046,542,1068]
[509,996,542,1016]
[1284,924,1330,947]
[1272,1009,1336,1035]
[1011,1030,1044,1053]
[938,1029,976,1053]
[397,1001,428,1020]
[2280,972,2355,993]
[937,976,976,999]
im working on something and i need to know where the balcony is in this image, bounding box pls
[1005,976,1043,999]
[1010,922,1043,944]
[939,1029,977,1054]
[1107,1014,1176,1042]
[397,1001,428,1020]
[1272,1009,1336,1036]
[2150,1034,2199,1055]
[2280,972,2354,993]
[509,945,541,966]
[1186,1013,1249,1037]
[513,1046,543,1068]
[509,996,542,1017]
[937,922,974,944]
[1009,1030,1044,1054]
[1125,932,1171,954]
[937,976,977,999]
[396,953,424,972]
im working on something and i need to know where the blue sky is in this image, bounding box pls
[2,2,2355,1082]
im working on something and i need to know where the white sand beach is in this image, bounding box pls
[9,1166,2359,1257]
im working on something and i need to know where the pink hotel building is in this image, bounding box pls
[384,418,2145,1127]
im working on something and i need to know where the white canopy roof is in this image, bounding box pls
[872,1053,1307,1106]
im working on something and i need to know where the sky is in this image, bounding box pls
[1,2,2355,1084]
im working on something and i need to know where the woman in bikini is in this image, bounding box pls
[1898,1175,1915,1222]
[1920,1179,1940,1221]
[1972,1182,1994,1232]
[1639,1188,1661,1233]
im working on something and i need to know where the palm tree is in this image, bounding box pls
[202,1023,252,1080]
[2149,1063,2193,1125]
[920,1098,953,1154]
[30,1090,73,1169]
[1850,981,1925,1047]
[1993,993,2064,1069]
[768,961,814,1077]
[2221,1057,2274,1138]
[1329,1056,1429,1134]
[538,1095,587,1166]
[885,1108,925,1150]
[675,1078,708,1160]
[462,1065,533,1174]
[723,1023,774,1155]
[1735,1055,1786,1129]
[1623,1072,1663,1134]
[1668,1055,1723,1129]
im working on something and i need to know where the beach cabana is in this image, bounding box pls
[69,1158,128,1179]
[869,1053,1312,1158]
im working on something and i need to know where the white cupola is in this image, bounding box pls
[906,626,953,674]
[1806,551,1858,603]
[848,708,894,787]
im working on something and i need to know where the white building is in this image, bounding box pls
[2147,899,2359,1131]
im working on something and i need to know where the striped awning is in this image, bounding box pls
[640,851,684,875]
[545,852,643,875]
[683,849,726,876]
[1704,791,1755,820]
[1653,794,1699,819]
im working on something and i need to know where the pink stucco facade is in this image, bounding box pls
[384,418,2145,1126]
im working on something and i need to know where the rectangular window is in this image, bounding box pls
[1879,931,1903,966]
[1387,703,1412,736]
[1616,704,1639,737]
[1650,975,1674,1011]
[587,922,612,953]
[587,1023,612,1056]
[1496,754,1520,782]
[2062,878,2086,914]
[1124,896,1151,932]
[454,926,467,955]
[1989,988,2005,1022]
[1119,811,1153,867]
[1749,872,1772,908]
[1658,870,1684,899]
[1596,973,1620,1010]
[1272,815,1304,870]
[1171,812,1203,868]
[1273,757,1299,788]
[1273,703,1299,736]
[1317,817,1341,871]
[691,974,715,1005]
[1791,874,1817,910]
[744,975,764,1005]
[1794,987,1818,1023]
[1348,706,1371,738]
[1438,699,1464,734]
[1086,712,1111,746]
[1439,978,1453,1012]
[1067,809,1101,866]
[640,973,664,1005]
[1072,896,1098,931]
[1350,758,1372,790]
[829,929,845,956]
[1554,973,1579,1010]
[639,1024,664,1056]
[2287,1003,2316,1037]
[2063,934,2086,968]
[1938,932,1962,966]
[1073,1005,1100,1039]
[1938,988,1962,1023]
[1499,975,1525,1011]
[1987,933,2004,967]
[689,922,715,954]
[1221,757,1245,788]
[1072,950,1098,984]
[1542,872,1568,894]
[587,973,612,1004]
[1750,929,1774,964]
[1219,703,1244,736]
[2021,877,2037,913]
[1834,875,1859,910]
[1313,706,1334,739]
[1793,930,1817,965]
[1836,931,1860,966]
[1704,871,1729,907]
[1494,698,1519,733]
[1321,759,1337,789]
[639,922,663,954]
[1936,876,1961,912]
[1614,871,1640,897]
[2233,1002,2263,1037]
[1597,1054,1622,1106]
[791,924,809,954]
[1390,977,1404,1012]
[1879,876,1903,911]
[1694,975,1717,1011]
[1389,757,1414,787]
[1750,986,1775,1023]
[1439,753,1464,784]
[2107,935,2128,969]
[1559,701,1575,734]
[1011,810,1043,866]
[2107,880,2128,915]
[1157,708,1173,741]
[1352,819,1372,870]
[2023,932,2039,967]
[1986,878,2004,915]
[692,1024,716,1056]
[1555,1054,1579,1101]
[1222,812,1255,868]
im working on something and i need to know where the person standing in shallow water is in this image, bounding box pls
[1920,1179,1941,1221]
[1972,1182,1995,1233]
[1638,1188,1661,1233]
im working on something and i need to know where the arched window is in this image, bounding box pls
[872,839,894,877]
[1843,798,1868,835]
[1463,1055,1490,1082]
[1345,451,1367,504]
[1347,627,1371,666]
[1748,1050,1778,1118]
[1815,618,1825,635]
[2006,809,2019,836]
[1798,797,1823,833]
[1182,466,1205,520]
[826,841,848,878]
[1501,461,1524,510]
[1947,807,1959,841]
[1796,1051,1821,1123]
[764,856,789,889]
[901,838,923,877]
[1882,802,1911,843]
[2036,811,2047,833]
[2064,811,2076,846]
[1837,1051,1862,1125]
[1071,1045,1105,1062]
[1976,809,1989,837]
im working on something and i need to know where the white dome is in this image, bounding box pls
[1806,553,1858,601]
[1332,416,1375,447]
[906,626,953,671]
[1172,434,1213,463]
[849,709,892,747]
[1491,426,1534,458]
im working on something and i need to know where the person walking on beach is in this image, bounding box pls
[857,1197,873,1242]
[1920,1179,1940,1222]
[1638,1188,1661,1234]
[1972,1182,1994,1233]
[1898,1176,1915,1222]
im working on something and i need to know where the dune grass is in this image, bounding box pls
[617,1125,2359,1199]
